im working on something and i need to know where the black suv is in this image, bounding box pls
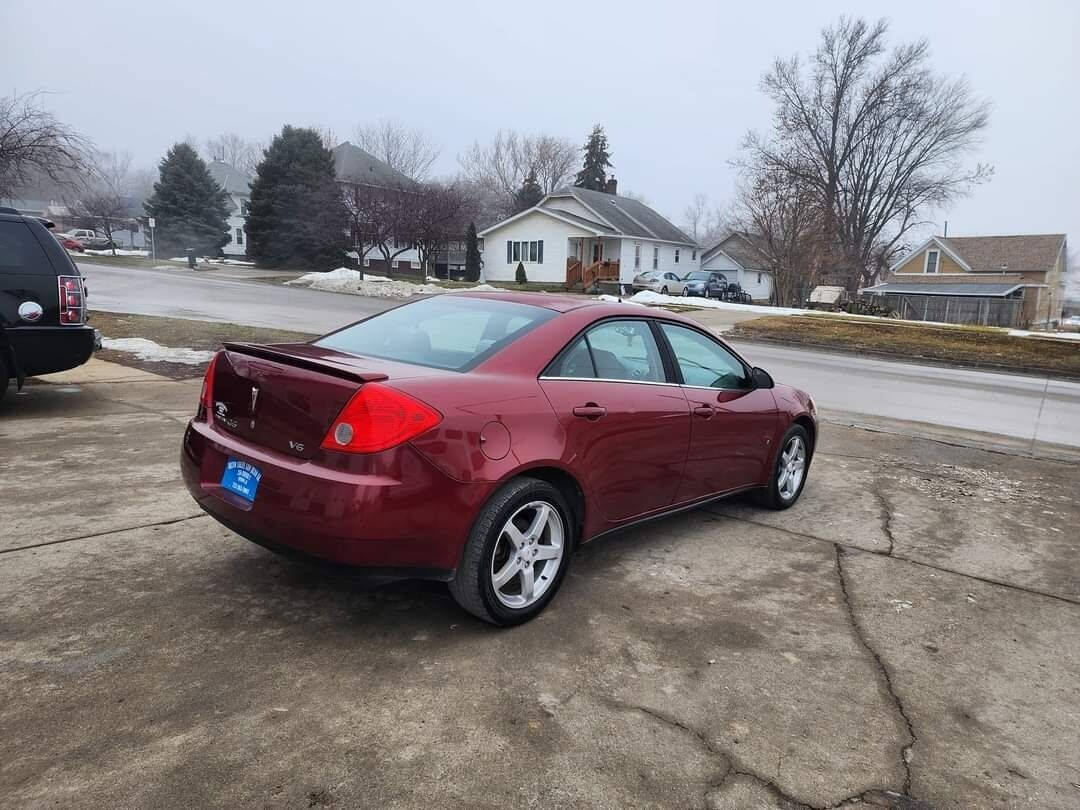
[1,208,96,401]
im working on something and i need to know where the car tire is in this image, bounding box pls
[755,424,811,510]
[682,288,690,297]
[660,286,668,295]
[450,477,574,627]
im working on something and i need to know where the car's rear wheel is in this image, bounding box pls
[682,288,690,297]
[450,477,573,626]
[756,425,810,510]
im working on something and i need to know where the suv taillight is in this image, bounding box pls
[197,352,220,422]
[321,384,441,454]
[58,275,86,325]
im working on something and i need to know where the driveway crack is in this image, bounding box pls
[834,545,917,798]
[872,482,897,556]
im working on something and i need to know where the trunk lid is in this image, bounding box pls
[211,342,394,459]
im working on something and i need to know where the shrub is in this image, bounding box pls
[515,262,527,284]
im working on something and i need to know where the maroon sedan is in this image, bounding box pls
[181,293,816,625]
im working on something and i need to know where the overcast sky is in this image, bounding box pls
[4,0,1078,260]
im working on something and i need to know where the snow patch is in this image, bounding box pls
[1008,329,1080,342]
[611,290,810,315]
[84,249,149,257]
[286,268,499,298]
[101,337,215,365]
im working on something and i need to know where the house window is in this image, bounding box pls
[513,241,521,262]
[477,237,484,251]
[675,249,680,264]
[235,228,243,246]
[411,260,421,269]
[652,247,658,270]
[634,243,641,270]
[530,241,538,262]
[537,239,543,263]
[925,249,939,274]
[692,250,697,261]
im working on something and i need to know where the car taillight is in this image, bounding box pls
[57,275,85,325]
[197,352,220,421]
[321,383,441,454]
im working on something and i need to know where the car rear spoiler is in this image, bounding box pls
[222,342,389,385]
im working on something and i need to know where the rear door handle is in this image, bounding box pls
[572,404,607,420]
[693,405,715,419]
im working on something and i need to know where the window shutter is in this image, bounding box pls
[538,240,543,264]
[507,241,512,264]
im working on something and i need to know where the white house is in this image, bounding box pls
[478,181,699,288]
[700,232,774,301]
[208,161,252,258]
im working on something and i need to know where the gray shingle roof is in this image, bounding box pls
[549,187,695,246]
[207,161,253,196]
[332,141,414,189]
[938,234,1066,274]
[703,232,769,268]
[542,207,617,234]
[864,282,1025,297]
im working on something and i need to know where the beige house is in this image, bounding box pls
[865,234,1068,328]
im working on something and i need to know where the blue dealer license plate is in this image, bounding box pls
[220,458,262,503]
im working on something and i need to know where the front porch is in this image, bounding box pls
[565,237,620,291]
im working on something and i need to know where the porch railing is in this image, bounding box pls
[567,258,619,290]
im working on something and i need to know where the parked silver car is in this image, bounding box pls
[631,270,683,295]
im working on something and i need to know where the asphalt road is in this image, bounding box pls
[79,261,1080,451]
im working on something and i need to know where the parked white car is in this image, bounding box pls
[631,271,684,295]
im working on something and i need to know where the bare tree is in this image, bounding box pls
[69,150,136,256]
[742,17,991,288]
[342,181,420,274]
[683,192,710,242]
[355,120,440,181]
[458,130,577,216]
[205,133,261,174]
[413,182,472,278]
[0,91,92,199]
[735,165,826,307]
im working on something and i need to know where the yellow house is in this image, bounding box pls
[865,234,1068,328]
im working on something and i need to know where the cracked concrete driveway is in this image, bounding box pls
[1,361,1078,809]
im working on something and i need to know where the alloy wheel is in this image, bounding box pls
[490,501,565,609]
[777,436,806,500]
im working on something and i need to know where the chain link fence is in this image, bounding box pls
[863,293,1022,327]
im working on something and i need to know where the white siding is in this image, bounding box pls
[701,250,773,300]
[542,198,599,222]
[222,193,248,257]
[480,210,591,283]
[619,239,698,282]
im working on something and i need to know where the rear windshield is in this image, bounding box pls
[0,221,52,275]
[316,295,557,371]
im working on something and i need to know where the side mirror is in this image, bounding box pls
[751,367,774,389]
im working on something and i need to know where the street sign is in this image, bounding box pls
[147,217,156,229]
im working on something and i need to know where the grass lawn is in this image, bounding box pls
[88,310,316,379]
[729,315,1080,379]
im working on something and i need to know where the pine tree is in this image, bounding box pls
[464,222,482,281]
[513,169,543,213]
[516,261,527,284]
[246,125,345,270]
[143,143,230,258]
[574,125,613,191]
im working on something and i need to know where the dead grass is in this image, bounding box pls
[729,315,1080,379]
[89,310,316,379]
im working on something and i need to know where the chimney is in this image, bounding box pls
[604,176,618,195]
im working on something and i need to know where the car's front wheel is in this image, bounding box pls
[450,477,573,626]
[756,425,810,509]
[660,286,668,295]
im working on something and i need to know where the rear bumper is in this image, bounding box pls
[181,419,493,574]
[6,325,95,376]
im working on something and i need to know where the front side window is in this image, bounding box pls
[582,320,665,382]
[660,323,750,390]
[925,250,939,273]
[317,296,555,371]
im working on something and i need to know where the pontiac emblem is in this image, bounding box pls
[250,386,260,414]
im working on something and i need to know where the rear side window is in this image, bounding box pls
[0,221,53,275]
[316,295,556,371]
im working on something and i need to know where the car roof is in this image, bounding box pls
[447,290,603,313]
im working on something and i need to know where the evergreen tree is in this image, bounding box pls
[515,261,527,284]
[144,143,230,258]
[574,125,613,191]
[464,222,482,281]
[513,169,543,213]
[246,125,344,270]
